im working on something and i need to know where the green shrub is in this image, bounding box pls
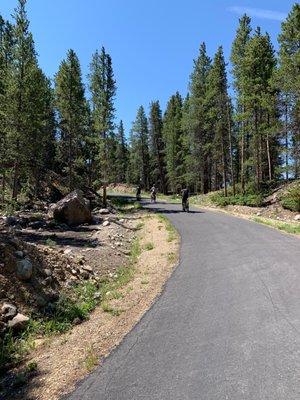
[242,194,264,207]
[209,192,226,206]
[209,193,263,207]
[45,238,57,247]
[280,186,300,212]
[1,199,20,215]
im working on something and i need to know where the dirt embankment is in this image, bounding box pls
[196,181,300,226]
[212,202,299,223]
[0,211,136,318]
[2,213,179,400]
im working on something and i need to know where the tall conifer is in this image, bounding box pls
[149,101,166,193]
[55,49,87,190]
[89,47,116,182]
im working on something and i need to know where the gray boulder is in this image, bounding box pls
[1,303,17,322]
[16,258,33,281]
[82,265,93,272]
[15,250,24,258]
[52,190,92,226]
[3,216,19,226]
[8,313,29,331]
[99,208,110,215]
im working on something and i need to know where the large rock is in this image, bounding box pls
[1,303,17,322]
[52,190,92,226]
[16,258,33,281]
[294,214,300,221]
[8,313,29,331]
[99,208,110,215]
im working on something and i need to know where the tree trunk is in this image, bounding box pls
[1,171,5,204]
[88,160,93,188]
[68,134,72,192]
[240,133,245,194]
[221,138,227,197]
[285,101,289,181]
[12,161,19,200]
[254,110,260,191]
[227,101,235,195]
[241,106,245,194]
[266,132,272,182]
[103,181,107,207]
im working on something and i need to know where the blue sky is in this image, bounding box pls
[0,0,295,135]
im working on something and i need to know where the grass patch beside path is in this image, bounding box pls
[144,242,154,251]
[0,235,142,376]
[252,216,300,235]
[157,194,181,204]
[0,281,101,371]
[157,214,178,242]
[108,195,142,214]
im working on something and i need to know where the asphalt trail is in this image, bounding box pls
[66,202,300,400]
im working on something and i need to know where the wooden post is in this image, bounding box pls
[103,181,107,208]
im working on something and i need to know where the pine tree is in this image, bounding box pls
[5,0,45,199]
[230,14,252,192]
[107,131,118,183]
[205,46,231,195]
[89,46,116,182]
[188,42,211,193]
[115,120,128,183]
[149,100,166,193]
[55,49,88,191]
[278,4,300,178]
[242,28,279,188]
[128,106,150,189]
[181,93,193,188]
[82,103,98,187]
[0,16,14,202]
[163,92,184,193]
[25,69,56,197]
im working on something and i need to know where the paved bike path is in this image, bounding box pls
[67,203,300,400]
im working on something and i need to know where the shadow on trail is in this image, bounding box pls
[107,194,204,214]
[142,201,204,214]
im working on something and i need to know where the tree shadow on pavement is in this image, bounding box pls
[143,203,204,214]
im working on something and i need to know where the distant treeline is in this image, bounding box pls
[1,1,300,205]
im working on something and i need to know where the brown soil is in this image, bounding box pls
[106,183,135,194]
[226,204,298,222]
[4,214,179,400]
[203,202,299,224]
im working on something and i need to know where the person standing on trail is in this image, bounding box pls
[136,185,141,201]
[181,187,189,211]
[150,185,157,202]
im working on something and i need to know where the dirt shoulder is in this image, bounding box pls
[7,213,179,400]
